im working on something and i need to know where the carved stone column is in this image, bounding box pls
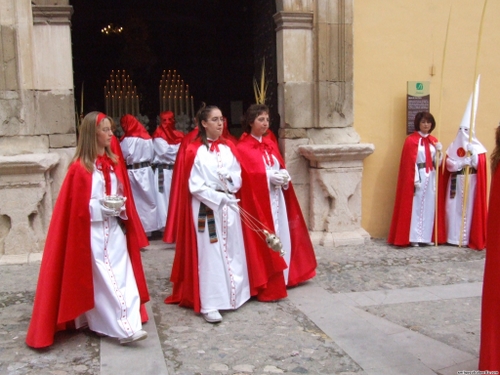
[299,144,374,246]
[0,153,59,263]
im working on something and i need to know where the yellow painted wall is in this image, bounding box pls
[354,0,500,239]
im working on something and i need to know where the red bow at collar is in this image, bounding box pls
[96,154,114,195]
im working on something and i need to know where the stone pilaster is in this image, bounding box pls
[0,0,75,262]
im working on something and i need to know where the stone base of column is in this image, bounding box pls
[310,228,371,247]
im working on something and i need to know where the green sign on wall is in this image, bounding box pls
[407,81,430,134]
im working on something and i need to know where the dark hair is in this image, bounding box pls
[242,104,269,134]
[414,111,436,133]
[491,125,500,173]
[196,102,220,147]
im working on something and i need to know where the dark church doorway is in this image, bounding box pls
[70,0,279,138]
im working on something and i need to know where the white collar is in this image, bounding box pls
[251,134,262,142]
[418,131,429,138]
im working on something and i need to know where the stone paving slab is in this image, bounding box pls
[100,303,168,375]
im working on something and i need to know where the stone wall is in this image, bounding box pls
[0,0,75,262]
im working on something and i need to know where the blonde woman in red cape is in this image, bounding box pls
[237,104,317,301]
[478,125,500,371]
[152,111,184,231]
[165,103,250,323]
[26,112,149,348]
[388,111,443,247]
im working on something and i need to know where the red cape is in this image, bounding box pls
[164,137,240,312]
[26,160,150,348]
[388,132,439,246]
[437,153,487,250]
[163,128,199,243]
[237,134,317,301]
[479,163,500,371]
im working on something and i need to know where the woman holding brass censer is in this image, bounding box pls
[26,111,149,348]
[236,104,317,302]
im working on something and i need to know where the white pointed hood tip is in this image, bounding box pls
[446,75,487,158]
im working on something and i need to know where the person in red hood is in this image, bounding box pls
[152,111,184,231]
[120,114,158,234]
[388,111,443,247]
[26,112,149,348]
[236,104,317,301]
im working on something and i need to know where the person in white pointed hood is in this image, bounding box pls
[441,76,487,250]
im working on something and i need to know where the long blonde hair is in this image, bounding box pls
[72,111,117,172]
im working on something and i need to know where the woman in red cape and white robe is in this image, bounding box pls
[237,104,317,301]
[165,104,250,323]
[26,112,149,348]
[388,111,442,247]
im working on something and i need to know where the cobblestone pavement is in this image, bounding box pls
[0,238,485,374]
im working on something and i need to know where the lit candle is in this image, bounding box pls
[118,96,122,117]
[163,95,166,112]
[179,88,184,114]
[173,96,177,116]
[191,95,194,119]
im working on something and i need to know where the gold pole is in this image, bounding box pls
[434,1,453,247]
[459,0,488,248]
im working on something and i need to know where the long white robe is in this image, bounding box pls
[409,136,438,243]
[189,143,250,314]
[262,151,292,284]
[445,156,478,246]
[120,136,158,232]
[75,167,142,339]
[152,137,180,230]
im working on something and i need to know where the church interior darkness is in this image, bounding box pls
[70,0,279,135]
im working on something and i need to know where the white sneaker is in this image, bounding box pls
[202,310,222,323]
[410,242,419,247]
[119,329,148,345]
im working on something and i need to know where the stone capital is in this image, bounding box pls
[32,5,73,25]
[273,11,313,31]
[299,143,375,167]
